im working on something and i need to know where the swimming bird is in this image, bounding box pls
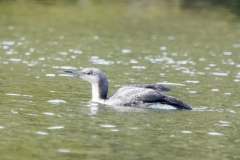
[64,68,192,110]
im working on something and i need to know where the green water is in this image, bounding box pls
[1,1,240,159]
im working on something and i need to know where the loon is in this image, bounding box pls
[64,68,192,110]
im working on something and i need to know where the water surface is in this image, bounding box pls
[1,1,240,159]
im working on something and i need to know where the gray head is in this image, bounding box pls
[77,68,107,84]
[65,68,109,99]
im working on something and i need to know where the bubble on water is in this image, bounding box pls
[226,109,236,114]
[36,131,48,135]
[22,94,33,97]
[219,121,229,124]
[100,124,116,128]
[48,41,58,45]
[167,36,175,40]
[25,52,31,55]
[48,126,64,130]
[234,104,240,107]
[58,52,68,56]
[43,112,54,116]
[205,67,210,70]
[48,99,67,104]
[68,49,74,52]
[8,26,14,30]
[48,28,54,32]
[224,93,231,95]
[58,149,70,153]
[28,63,36,67]
[171,52,178,56]
[158,82,185,86]
[236,72,240,78]
[2,41,15,45]
[59,35,64,39]
[73,50,83,54]
[122,49,131,54]
[11,110,18,114]
[89,57,114,65]
[188,91,197,94]
[9,58,21,62]
[110,129,119,132]
[211,89,219,92]
[130,127,138,130]
[132,66,146,69]
[46,74,55,77]
[2,46,9,49]
[215,121,230,126]
[223,51,232,56]
[208,132,223,136]
[91,56,98,60]
[233,44,240,48]
[38,57,45,60]
[58,74,74,77]
[29,48,35,52]
[212,72,228,76]
[182,130,192,134]
[129,59,138,64]
[5,50,14,54]
[60,66,77,70]
[6,93,21,96]
[209,64,216,67]
[185,80,199,84]
[197,72,205,75]
[160,46,167,50]
[93,35,99,40]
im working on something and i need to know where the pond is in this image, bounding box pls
[1,0,240,159]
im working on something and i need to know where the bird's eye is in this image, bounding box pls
[86,72,91,75]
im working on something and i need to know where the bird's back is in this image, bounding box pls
[105,84,192,110]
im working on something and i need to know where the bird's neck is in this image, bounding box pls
[91,80,108,103]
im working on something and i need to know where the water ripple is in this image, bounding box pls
[100,124,116,128]
[46,74,55,77]
[58,149,70,153]
[182,130,192,134]
[1,41,15,45]
[208,132,223,136]
[48,99,67,104]
[43,112,54,116]
[122,49,131,54]
[48,126,64,130]
[36,131,48,135]
[212,72,228,76]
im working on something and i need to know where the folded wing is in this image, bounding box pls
[107,86,192,110]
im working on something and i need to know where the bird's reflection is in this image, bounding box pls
[86,102,150,116]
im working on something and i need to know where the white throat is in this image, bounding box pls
[91,83,104,103]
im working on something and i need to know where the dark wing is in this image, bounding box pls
[129,84,171,92]
[107,87,192,110]
[136,90,192,110]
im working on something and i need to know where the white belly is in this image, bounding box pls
[140,103,177,110]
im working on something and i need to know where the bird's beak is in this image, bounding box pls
[64,70,81,76]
